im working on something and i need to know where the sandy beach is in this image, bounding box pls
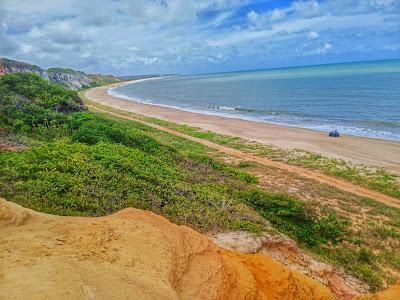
[85,81,400,173]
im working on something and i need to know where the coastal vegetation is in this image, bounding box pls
[142,118,400,199]
[0,73,344,239]
[1,73,399,290]
[47,68,85,75]
[87,74,122,87]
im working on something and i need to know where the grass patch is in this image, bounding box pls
[143,118,400,199]
[238,189,350,246]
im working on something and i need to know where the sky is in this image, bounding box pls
[0,0,399,75]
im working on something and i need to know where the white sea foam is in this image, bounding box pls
[107,88,400,141]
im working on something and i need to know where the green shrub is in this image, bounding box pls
[231,220,264,233]
[353,264,383,291]
[69,113,167,155]
[357,249,376,264]
[238,189,349,246]
[0,136,263,232]
[0,73,85,138]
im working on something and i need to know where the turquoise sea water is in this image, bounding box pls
[110,60,400,141]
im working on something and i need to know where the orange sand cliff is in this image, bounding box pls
[0,198,398,299]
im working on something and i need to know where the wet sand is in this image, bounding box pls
[85,81,400,173]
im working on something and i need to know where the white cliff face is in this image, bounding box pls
[0,59,49,79]
[0,58,91,90]
[47,71,91,90]
[1,58,122,90]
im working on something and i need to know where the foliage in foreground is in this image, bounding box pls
[0,110,349,242]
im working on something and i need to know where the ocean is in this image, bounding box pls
[109,59,400,141]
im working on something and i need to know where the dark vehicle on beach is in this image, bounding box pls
[329,130,340,137]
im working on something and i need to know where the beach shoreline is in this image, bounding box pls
[85,80,400,173]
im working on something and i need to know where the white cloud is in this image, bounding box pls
[246,8,287,28]
[0,10,17,55]
[0,26,17,54]
[383,43,400,50]
[269,9,286,21]
[208,13,387,46]
[307,31,320,40]
[247,10,258,24]
[311,43,333,55]
[291,0,321,17]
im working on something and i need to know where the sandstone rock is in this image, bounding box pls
[0,198,334,299]
[1,199,397,299]
[210,231,369,299]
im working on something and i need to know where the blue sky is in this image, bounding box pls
[0,0,399,75]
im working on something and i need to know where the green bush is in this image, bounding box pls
[0,73,85,137]
[231,220,264,233]
[357,249,376,264]
[238,189,349,246]
[353,264,383,291]
[69,113,168,155]
[0,133,262,232]
[0,73,82,111]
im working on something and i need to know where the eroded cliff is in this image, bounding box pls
[0,198,398,299]
[0,58,121,90]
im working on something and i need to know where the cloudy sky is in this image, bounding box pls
[0,0,399,75]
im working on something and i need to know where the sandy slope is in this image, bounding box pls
[85,83,400,173]
[1,198,333,300]
[355,284,400,299]
[1,198,398,299]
